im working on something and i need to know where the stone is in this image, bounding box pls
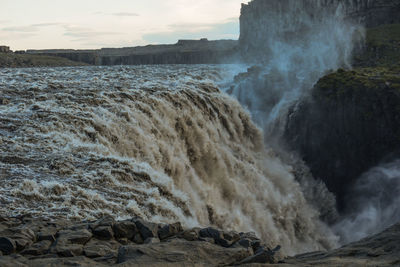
[199,227,235,247]
[134,219,159,240]
[238,249,276,264]
[132,233,144,244]
[57,229,92,245]
[37,229,57,242]
[117,238,251,265]
[113,221,137,239]
[144,237,160,244]
[93,226,114,240]
[83,239,119,259]
[90,216,115,230]
[54,244,83,257]
[21,240,52,256]
[237,238,252,249]
[0,237,16,255]
[158,222,183,240]
[179,228,199,241]
[14,238,32,251]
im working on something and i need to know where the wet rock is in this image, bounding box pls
[28,256,100,267]
[90,216,115,230]
[144,237,160,244]
[0,255,28,267]
[237,238,252,249]
[158,222,183,240]
[53,244,83,257]
[37,229,57,242]
[21,240,52,256]
[134,219,159,240]
[0,237,16,254]
[84,244,115,259]
[92,226,114,240]
[179,228,199,241]
[113,221,137,239]
[199,227,237,247]
[238,248,276,264]
[14,238,32,251]
[57,229,92,245]
[132,233,144,244]
[117,238,251,265]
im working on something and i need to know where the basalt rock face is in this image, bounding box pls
[26,39,239,66]
[239,0,400,62]
[284,67,400,210]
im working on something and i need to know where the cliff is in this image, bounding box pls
[0,51,87,68]
[25,39,239,66]
[284,65,400,210]
[239,0,400,62]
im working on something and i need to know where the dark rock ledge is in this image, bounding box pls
[0,215,280,266]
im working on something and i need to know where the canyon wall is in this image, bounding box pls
[239,0,400,62]
[25,39,239,65]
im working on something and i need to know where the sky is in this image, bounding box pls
[0,0,248,50]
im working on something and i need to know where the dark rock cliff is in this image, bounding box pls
[284,66,400,209]
[25,39,239,66]
[240,0,400,62]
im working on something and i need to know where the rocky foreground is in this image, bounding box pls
[0,216,399,266]
[0,216,280,266]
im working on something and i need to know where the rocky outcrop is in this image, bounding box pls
[284,66,400,210]
[239,0,400,62]
[0,215,280,266]
[284,222,400,266]
[1,215,399,266]
[25,39,239,66]
[0,51,87,68]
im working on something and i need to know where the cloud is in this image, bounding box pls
[63,25,121,41]
[31,22,64,27]
[112,12,139,17]
[94,11,139,17]
[143,18,239,44]
[2,26,38,32]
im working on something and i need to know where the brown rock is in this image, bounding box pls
[113,221,137,239]
[0,237,16,255]
[21,240,52,256]
[93,226,114,240]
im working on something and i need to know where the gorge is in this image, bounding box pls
[1,0,400,266]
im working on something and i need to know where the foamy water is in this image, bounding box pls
[0,65,336,255]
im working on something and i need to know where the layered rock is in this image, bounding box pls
[25,39,239,65]
[239,0,400,62]
[284,66,400,209]
[0,216,280,266]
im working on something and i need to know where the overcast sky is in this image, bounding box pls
[0,0,248,50]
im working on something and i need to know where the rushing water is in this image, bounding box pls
[0,65,336,255]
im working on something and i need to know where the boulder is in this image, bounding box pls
[134,219,159,240]
[90,216,115,230]
[57,229,92,245]
[199,227,238,247]
[117,238,251,265]
[52,244,83,257]
[158,222,183,240]
[83,238,119,258]
[143,237,160,244]
[0,237,16,255]
[92,226,114,240]
[37,229,57,242]
[21,240,52,256]
[238,248,276,264]
[113,221,137,239]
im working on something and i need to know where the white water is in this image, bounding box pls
[334,160,400,244]
[0,65,337,255]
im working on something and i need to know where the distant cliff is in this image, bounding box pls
[239,0,400,62]
[25,39,239,66]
